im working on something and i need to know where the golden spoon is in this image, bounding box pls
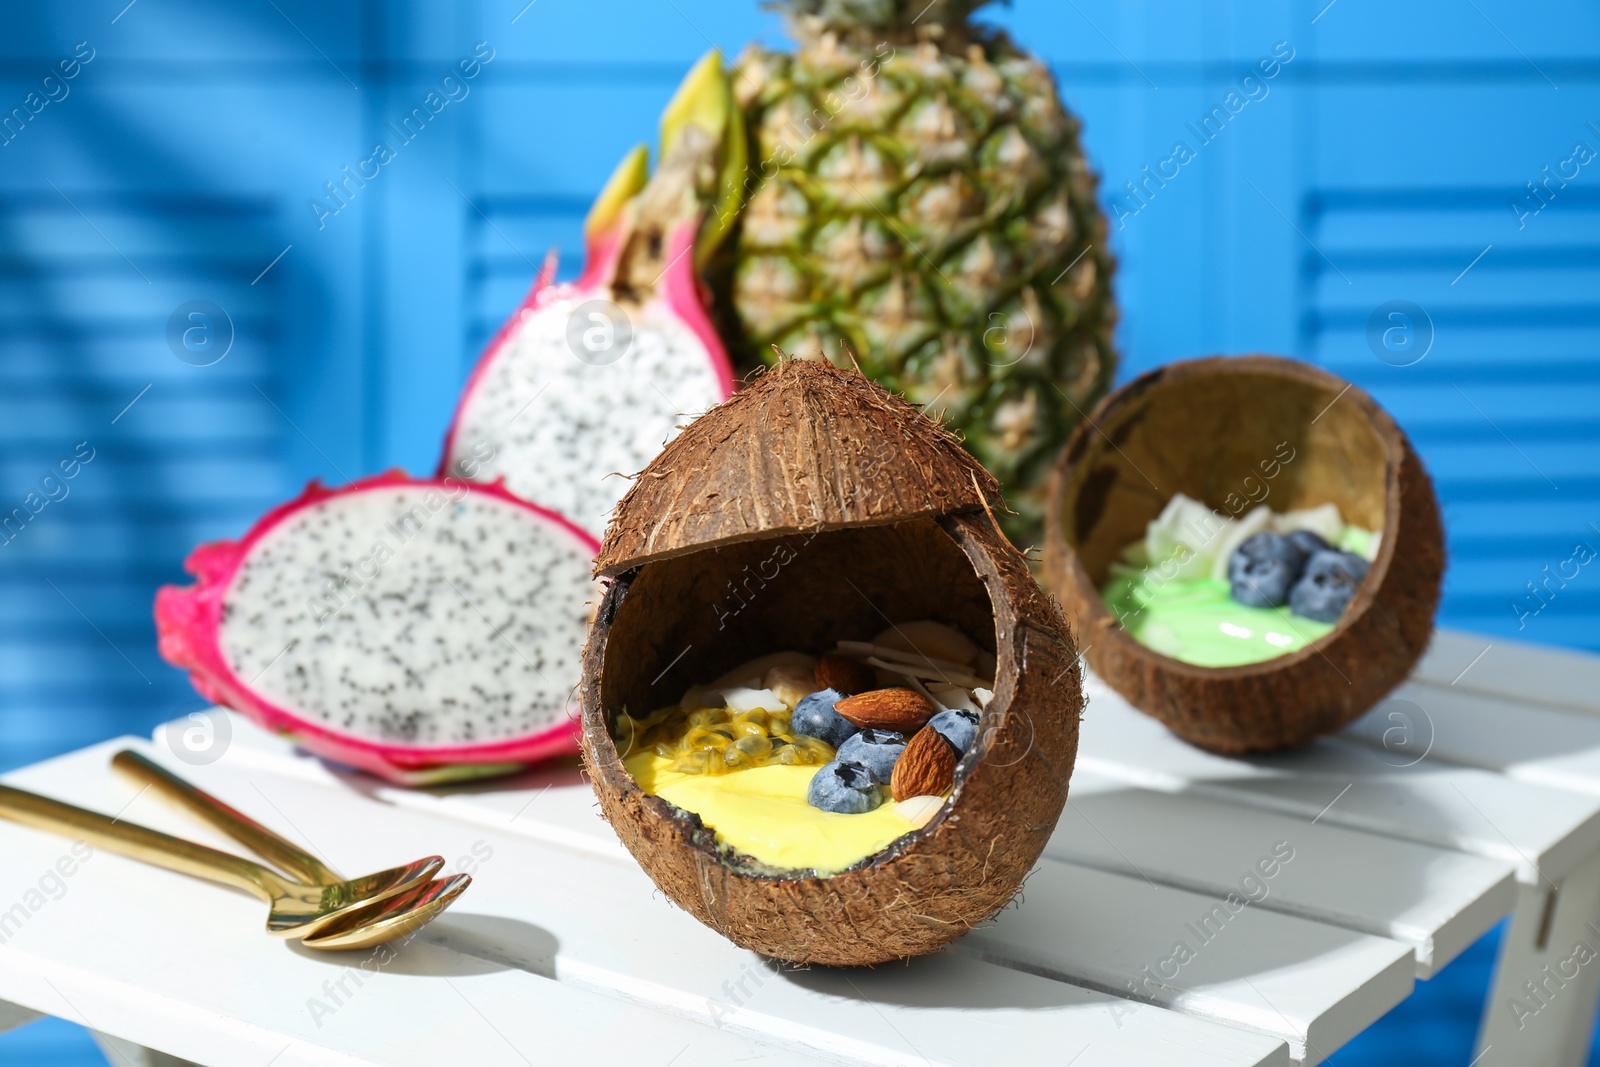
[0,783,442,940]
[111,750,348,886]
[110,750,469,950]
[301,870,471,950]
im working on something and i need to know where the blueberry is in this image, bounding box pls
[1228,531,1308,582]
[807,760,883,814]
[1286,529,1332,558]
[1230,555,1297,607]
[1289,550,1372,623]
[791,688,857,747]
[928,708,980,754]
[835,728,907,784]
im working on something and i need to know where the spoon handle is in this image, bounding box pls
[110,750,341,885]
[0,784,275,900]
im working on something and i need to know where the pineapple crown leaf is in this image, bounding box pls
[659,49,729,160]
[701,82,748,270]
[592,50,747,289]
[584,144,650,242]
[657,49,747,270]
[765,0,999,30]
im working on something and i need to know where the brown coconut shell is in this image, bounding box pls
[581,360,1081,966]
[593,358,1003,576]
[1044,355,1444,753]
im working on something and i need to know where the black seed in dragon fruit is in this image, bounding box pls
[439,52,743,539]
[155,471,600,785]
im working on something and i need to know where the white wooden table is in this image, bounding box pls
[2,629,1599,1066]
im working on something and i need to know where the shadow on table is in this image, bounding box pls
[323,758,589,804]
[787,730,1476,1030]
[286,914,560,978]
[776,949,1092,1012]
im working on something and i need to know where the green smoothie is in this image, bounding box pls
[1100,571,1335,668]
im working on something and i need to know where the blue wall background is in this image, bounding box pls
[2,1,1598,1062]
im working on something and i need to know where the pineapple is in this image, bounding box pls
[714,0,1118,544]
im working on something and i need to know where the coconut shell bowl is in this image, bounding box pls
[579,360,1082,966]
[1044,355,1445,754]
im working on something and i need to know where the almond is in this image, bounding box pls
[891,726,958,802]
[815,653,877,695]
[834,687,935,733]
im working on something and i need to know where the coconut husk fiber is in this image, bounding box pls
[581,360,1082,965]
[593,359,1000,576]
[1044,354,1444,753]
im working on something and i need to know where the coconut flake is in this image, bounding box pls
[1273,502,1345,544]
[1145,493,1229,581]
[865,656,988,690]
[715,652,816,688]
[898,673,947,712]
[762,663,818,710]
[722,687,787,714]
[678,684,727,710]
[838,640,974,676]
[871,620,981,668]
[895,794,947,828]
[1208,505,1275,581]
[928,684,980,714]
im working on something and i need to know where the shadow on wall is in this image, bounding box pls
[0,2,344,775]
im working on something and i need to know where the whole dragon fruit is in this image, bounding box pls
[154,472,600,785]
[440,52,743,539]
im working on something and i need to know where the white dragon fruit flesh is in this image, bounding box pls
[439,235,732,540]
[155,471,600,785]
[439,52,743,539]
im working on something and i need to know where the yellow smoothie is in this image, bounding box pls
[625,751,924,874]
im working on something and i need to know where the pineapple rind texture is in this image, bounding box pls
[720,22,1118,544]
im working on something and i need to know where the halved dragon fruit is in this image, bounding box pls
[154,471,600,785]
[440,52,743,539]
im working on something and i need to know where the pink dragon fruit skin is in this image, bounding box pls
[569,213,732,392]
[438,52,742,540]
[437,217,735,541]
[155,471,601,786]
[438,197,736,543]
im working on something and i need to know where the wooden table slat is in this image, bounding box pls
[1050,770,1517,977]
[147,719,1414,1064]
[0,739,1293,1067]
[1416,629,1600,717]
[1344,680,1600,800]
[955,860,1414,1063]
[9,622,1586,1067]
[1076,673,1600,886]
